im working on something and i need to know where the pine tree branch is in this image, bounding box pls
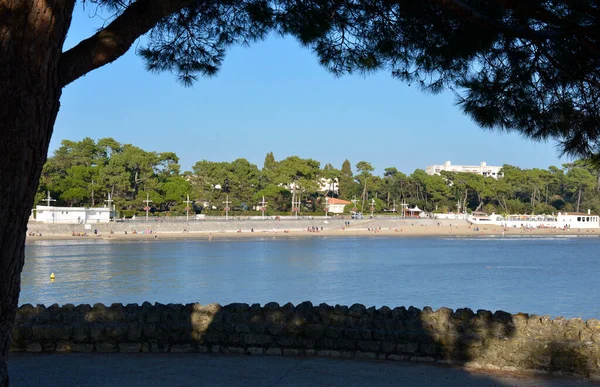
[58,0,196,87]
[423,0,563,41]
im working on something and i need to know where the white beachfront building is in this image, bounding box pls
[34,205,112,224]
[426,161,504,179]
[468,210,600,229]
[324,197,352,214]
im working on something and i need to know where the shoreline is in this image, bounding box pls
[25,224,600,242]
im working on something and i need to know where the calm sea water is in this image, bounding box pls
[21,236,600,319]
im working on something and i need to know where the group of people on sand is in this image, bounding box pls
[307,226,322,232]
[71,231,87,237]
[27,231,43,236]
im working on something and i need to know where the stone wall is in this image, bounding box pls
[11,302,600,378]
[26,218,461,235]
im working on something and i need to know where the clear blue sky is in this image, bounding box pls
[52,5,568,175]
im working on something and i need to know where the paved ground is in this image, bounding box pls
[8,354,599,386]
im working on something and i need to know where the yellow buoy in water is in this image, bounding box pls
[50,272,55,281]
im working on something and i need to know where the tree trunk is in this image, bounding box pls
[577,188,582,212]
[0,1,74,385]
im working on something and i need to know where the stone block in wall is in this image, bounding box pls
[226,303,250,314]
[348,304,366,317]
[454,308,475,321]
[148,342,169,353]
[317,350,341,357]
[225,333,245,345]
[9,338,23,353]
[250,323,267,334]
[297,337,315,349]
[587,319,600,332]
[265,310,285,324]
[190,312,212,332]
[304,349,316,356]
[246,347,265,355]
[392,307,407,319]
[377,306,392,318]
[15,304,35,324]
[264,302,280,312]
[372,329,388,340]
[333,305,348,316]
[105,324,128,341]
[128,324,142,341]
[171,344,197,353]
[142,324,157,338]
[26,343,42,353]
[355,351,376,359]
[71,343,94,353]
[304,324,325,338]
[56,341,71,352]
[566,318,585,341]
[364,306,376,318]
[244,333,272,346]
[358,329,371,339]
[72,326,89,342]
[315,338,334,349]
[283,348,299,356]
[31,325,54,341]
[388,354,409,361]
[285,321,304,335]
[344,328,360,339]
[296,301,313,315]
[266,323,283,335]
[334,338,355,350]
[276,336,297,347]
[119,343,142,353]
[144,308,162,324]
[357,340,381,352]
[249,303,263,316]
[381,342,396,354]
[225,346,245,354]
[419,343,437,356]
[232,324,251,333]
[406,306,421,319]
[96,343,117,353]
[325,327,342,338]
[265,348,282,356]
[397,342,419,354]
[411,356,435,362]
[90,325,105,341]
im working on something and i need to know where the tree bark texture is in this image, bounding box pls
[0,1,74,385]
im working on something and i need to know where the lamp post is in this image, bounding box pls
[143,193,152,222]
[44,190,56,223]
[223,194,231,221]
[370,198,375,218]
[104,193,114,220]
[351,197,358,215]
[325,197,329,219]
[184,194,192,222]
[259,196,268,220]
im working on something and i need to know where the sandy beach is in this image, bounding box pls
[25,223,600,242]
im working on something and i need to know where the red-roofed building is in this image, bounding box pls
[325,197,352,214]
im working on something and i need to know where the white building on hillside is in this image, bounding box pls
[426,161,504,179]
[286,178,340,196]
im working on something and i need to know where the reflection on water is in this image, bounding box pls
[22,236,600,319]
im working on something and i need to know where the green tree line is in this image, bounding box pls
[36,138,600,216]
